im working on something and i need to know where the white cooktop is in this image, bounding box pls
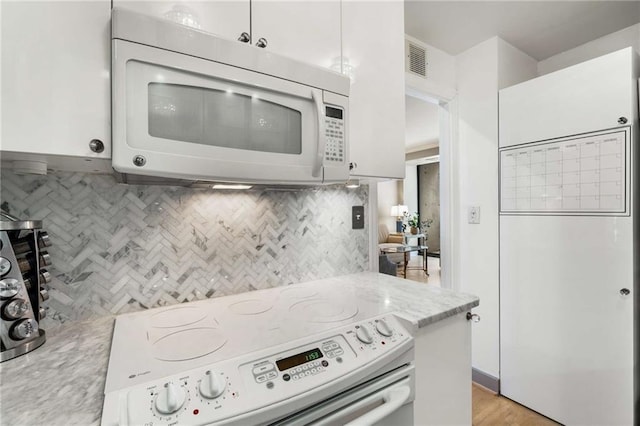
[105,281,386,393]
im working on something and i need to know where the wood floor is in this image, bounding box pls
[472,384,559,426]
[401,256,560,426]
[403,254,442,286]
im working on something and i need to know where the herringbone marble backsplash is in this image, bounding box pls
[0,171,369,328]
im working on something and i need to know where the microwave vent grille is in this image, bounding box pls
[405,38,428,78]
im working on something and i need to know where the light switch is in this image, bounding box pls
[468,206,480,224]
[352,206,364,229]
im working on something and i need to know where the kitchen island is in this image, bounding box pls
[0,272,478,425]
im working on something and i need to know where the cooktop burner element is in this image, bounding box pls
[150,306,208,328]
[228,299,273,315]
[152,327,227,361]
[289,298,359,323]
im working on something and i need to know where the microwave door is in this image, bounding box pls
[113,40,332,184]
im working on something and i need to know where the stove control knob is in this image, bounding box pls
[155,382,186,415]
[356,325,373,344]
[375,319,393,337]
[199,370,227,399]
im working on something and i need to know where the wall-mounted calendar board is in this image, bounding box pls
[499,128,630,215]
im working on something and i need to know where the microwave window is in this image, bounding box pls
[148,83,302,155]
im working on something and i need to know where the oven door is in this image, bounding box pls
[112,39,347,184]
[270,365,414,426]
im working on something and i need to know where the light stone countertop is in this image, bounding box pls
[0,272,478,425]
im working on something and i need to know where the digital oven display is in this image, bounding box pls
[276,348,324,371]
[326,106,343,120]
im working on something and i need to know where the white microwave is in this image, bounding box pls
[111,8,349,186]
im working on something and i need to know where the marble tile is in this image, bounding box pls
[0,316,115,425]
[0,171,369,327]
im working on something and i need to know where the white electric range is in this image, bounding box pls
[101,281,415,426]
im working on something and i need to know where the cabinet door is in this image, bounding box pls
[499,47,638,147]
[1,1,111,168]
[342,1,406,179]
[113,1,250,42]
[500,215,634,424]
[251,1,341,69]
[413,313,472,425]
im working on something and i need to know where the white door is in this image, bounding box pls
[499,47,638,425]
[500,214,634,425]
[112,40,329,184]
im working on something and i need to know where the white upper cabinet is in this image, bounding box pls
[500,47,638,147]
[342,1,406,179]
[1,1,112,172]
[1,1,403,179]
[112,1,250,42]
[251,1,340,69]
[112,1,340,70]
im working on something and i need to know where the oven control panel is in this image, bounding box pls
[101,314,411,426]
[240,334,355,391]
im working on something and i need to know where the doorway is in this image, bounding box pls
[374,87,454,289]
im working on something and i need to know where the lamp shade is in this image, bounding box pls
[390,205,409,218]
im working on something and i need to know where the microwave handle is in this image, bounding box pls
[311,90,325,178]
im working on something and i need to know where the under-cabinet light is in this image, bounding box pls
[345,179,360,189]
[211,184,253,190]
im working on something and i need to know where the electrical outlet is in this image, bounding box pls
[352,206,364,229]
[468,206,480,224]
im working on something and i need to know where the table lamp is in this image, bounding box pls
[390,205,408,232]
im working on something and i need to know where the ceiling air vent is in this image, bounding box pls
[405,37,428,78]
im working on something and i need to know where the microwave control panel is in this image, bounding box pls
[324,106,344,164]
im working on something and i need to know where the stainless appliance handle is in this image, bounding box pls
[311,377,412,426]
[311,90,325,178]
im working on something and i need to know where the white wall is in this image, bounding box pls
[405,95,440,152]
[377,179,400,234]
[403,164,418,215]
[498,39,538,90]
[406,36,456,102]
[538,23,640,75]
[455,37,501,379]
[453,37,537,379]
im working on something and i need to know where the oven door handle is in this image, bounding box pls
[311,90,325,179]
[342,384,411,426]
[309,377,412,426]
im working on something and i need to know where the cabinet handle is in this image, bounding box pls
[466,312,480,322]
[238,32,250,43]
[256,38,268,48]
[349,162,357,171]
[89,139,104,153]
[620,288,630,296]
[618,117,628,125]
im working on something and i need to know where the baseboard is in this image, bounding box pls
[472,368,500,393]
